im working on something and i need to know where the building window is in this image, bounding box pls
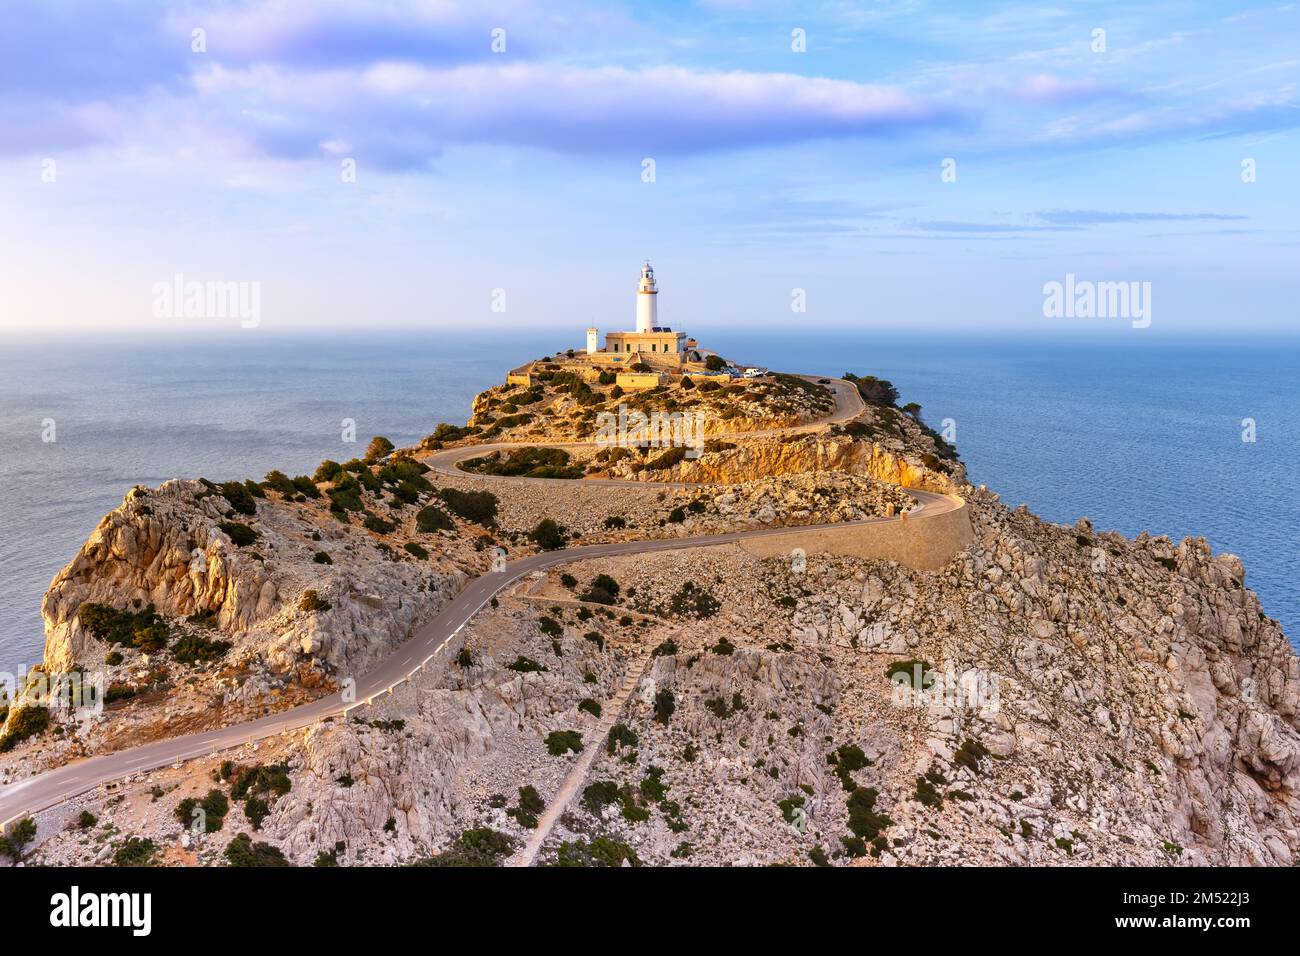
[651,343,657,351]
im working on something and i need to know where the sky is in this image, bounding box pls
[1,0,1297,337]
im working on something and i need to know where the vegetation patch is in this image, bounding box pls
[224,833,289,867]
[553,837,640,867]
[886,659,934,689]
[670,581,721,618]
[545,730,583,756]
[175,789,230,833]
[112,836,158,867]
[439,488,498,524]
[79,602,170,652]
[171,633,231,665]
[219,521,259,547]
[0,706,51,752]
[462,446,581,479]
[530,518,565,550]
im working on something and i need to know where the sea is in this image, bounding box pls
[1,329,1295,672]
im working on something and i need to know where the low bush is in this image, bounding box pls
[112,836,158,867]
[363,515,396,535]
[545,730,583,756]
[79,602,170,651]
[219,521,259,547]
[175,789,229,833]
[218,481,258,516]
[224,833,288,867]
[414,828,515,867]
[670,581,721,618]
[0,706,51,752]
[364,436,395,462]
[530,518,564,550]
[506,656,547,673]
[554,837,641,868]
[171,633,231,665]
[439,488,498,524]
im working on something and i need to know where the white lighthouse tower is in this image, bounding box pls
[635,261,658,333]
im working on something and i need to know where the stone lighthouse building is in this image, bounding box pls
[635,261,658,333]
[598,261,690,361]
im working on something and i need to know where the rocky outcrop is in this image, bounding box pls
[616,431,963,493]
[40,479,466,678]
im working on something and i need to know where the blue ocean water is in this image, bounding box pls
[1,330,1294,671]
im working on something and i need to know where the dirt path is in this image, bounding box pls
[507,650,654,867]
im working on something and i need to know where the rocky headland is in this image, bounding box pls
[3,364,1295,869]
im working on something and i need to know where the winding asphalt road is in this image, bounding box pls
[0,376,958,829]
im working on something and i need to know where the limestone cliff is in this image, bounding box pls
[41,477,467,681]
[622,432,962,493]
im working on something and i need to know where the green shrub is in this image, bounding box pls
[578,698,602,718]
[606,723,638,754]
[230,763,292,800]
[364,436,395,462]
[671,582,721,618]
[913,775,943,809]
[886,659,934,689]
[264,470,297,496]
[78,602,170,651]
[667,506,686,523]
[462,446,580,479]
[219,521,259,547]
[554,837,640,868]
[842,373,899,407]
[846,786,892,841]
[0,817,37,860]
[506,656,547,673]
[404,541,429,560]
[0,706,50,752]
[509,785,546,829]
[580,574,620,605]
[530,518,564,550]
[313,460,344,483]
[603,515,626,530]
[175,789,229,832]
[112,836,158,867]
[439,488,498,524]
[224,833,288,867]
[416,506,453,533]
[362,515,395,535]
[171,633,231,665]
[953,737,990,775]
[654,688,675,724]
[218,481,258,516]
[291,475,321,498]
[244,796,270,830]
[545,730,583,756]
[77,810,98,829]
[415,828,515,867]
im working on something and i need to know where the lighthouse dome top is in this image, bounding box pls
[639,261,656,289]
